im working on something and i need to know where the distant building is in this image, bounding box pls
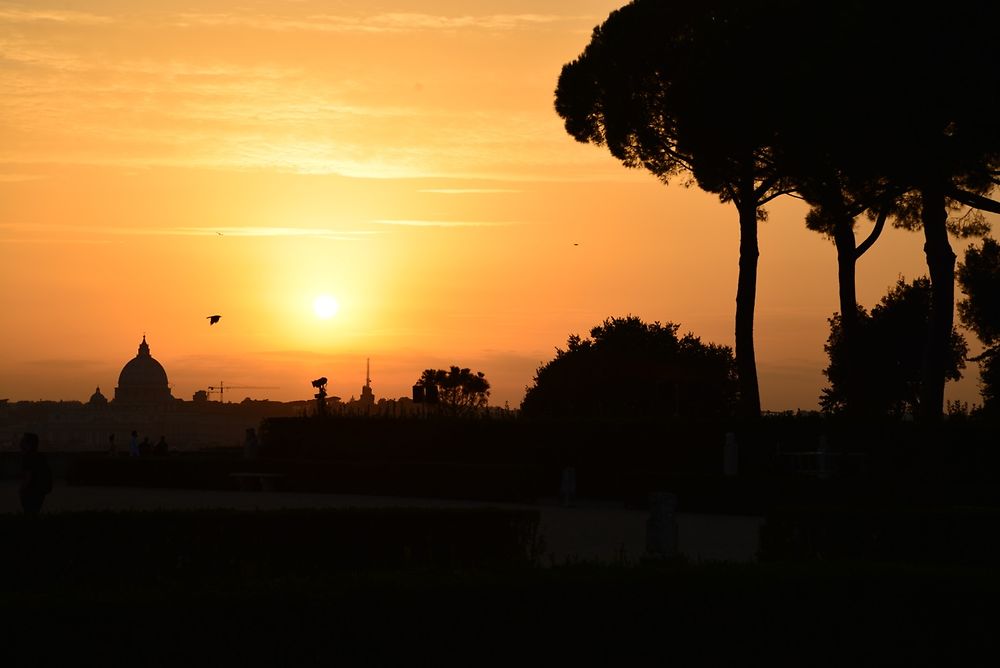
[355,359,375,415]
[114,336,174,406]
[88,387,108,408]
[1,335,308,451]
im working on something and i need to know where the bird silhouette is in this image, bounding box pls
[207,315,221,325]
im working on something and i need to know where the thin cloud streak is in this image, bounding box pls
[172,226,378,240]
[0,238,113,245]
[0,222,378,240]
[172,12,589,34]
[370,219,515,228]
[418,188,521,194]
[0,7,113,25]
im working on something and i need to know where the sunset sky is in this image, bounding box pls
[1,0,994,409]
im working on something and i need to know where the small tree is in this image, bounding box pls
[415,366,490,417]
[821,277,967,417]
[957,237,1000,412]
[521,316,737,420]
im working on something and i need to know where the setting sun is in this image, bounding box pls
[313,295,340,320]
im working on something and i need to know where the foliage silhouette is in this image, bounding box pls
[765,3,911,415]
[415,366,490,417]
[848,2,1000,420]
[554,0,795,419]
[521,316,736,420]
[957,238,1000,412]
[821,277,967,417]
[557,1,999,420]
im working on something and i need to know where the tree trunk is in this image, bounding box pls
[735,199,761,418]
[833,219,860,414]
[919,182,955,422]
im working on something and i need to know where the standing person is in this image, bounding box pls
[560,464,577,508]
[243,428,259,460]
[129,430,139,457]
[19,433,52,515]
[154,435,167,456]
[108,433,116,456]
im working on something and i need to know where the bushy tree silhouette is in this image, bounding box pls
[415,366,490,417]
[521,316,736,420]
[554,0,795,419]
[821,278,967,417]
[957,238,1000,412]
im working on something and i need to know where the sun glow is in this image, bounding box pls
[313,294,340,319]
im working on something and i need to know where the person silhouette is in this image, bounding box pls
[129,430,139,457]
[244,428,259,459]
[154,435,168,456]
[560,465,577,507]
[19,433,52,515]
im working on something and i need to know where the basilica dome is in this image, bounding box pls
[114,336,173,404]
[88,386,108,407]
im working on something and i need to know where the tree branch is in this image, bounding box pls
[757,186,797,206]
[948,187,1000,214]
[753,175,779,201]
[854,206,888,259]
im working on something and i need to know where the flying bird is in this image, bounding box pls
[207,315,221,325]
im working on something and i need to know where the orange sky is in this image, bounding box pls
[1,0,995,409]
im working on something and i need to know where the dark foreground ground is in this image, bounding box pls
[3,561,997,665]
[2,485,997,664]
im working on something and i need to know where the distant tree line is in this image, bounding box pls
[414,366,491,417]
[555,0,999,420]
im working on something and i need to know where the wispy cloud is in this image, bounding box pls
[417,188,521,195]
[0,222,378,241]
[173,12,587,34]
[0,7,113,25]
[169,226,377,240]
[0,238,113,245]
[0,5,623,182]
[370,219,515,228]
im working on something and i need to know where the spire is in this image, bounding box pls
[366,358,371,388]
[137,335,150,357]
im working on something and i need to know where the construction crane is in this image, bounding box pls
[205,381,279,403]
